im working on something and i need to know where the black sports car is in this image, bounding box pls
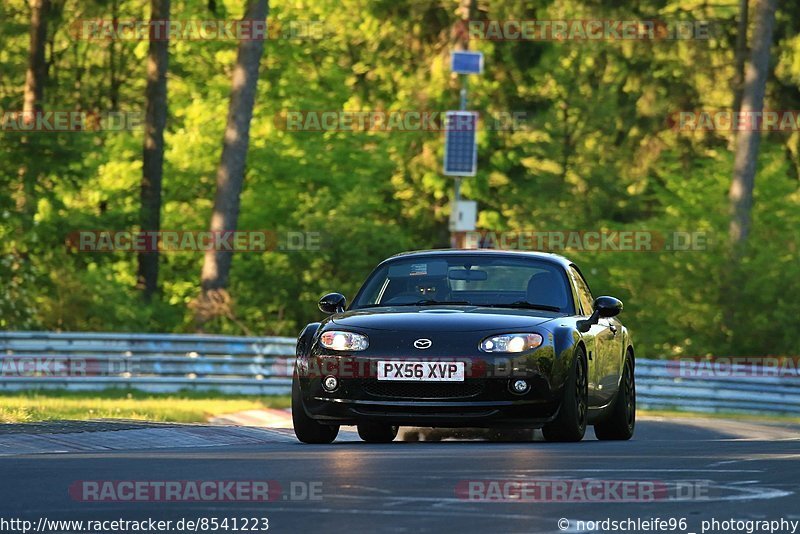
[292,249,635,443]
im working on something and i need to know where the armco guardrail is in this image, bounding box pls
[636,359,800,416]
[0,331,295,395]
[1,332,798,416]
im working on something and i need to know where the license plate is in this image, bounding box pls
[377,361,465,382]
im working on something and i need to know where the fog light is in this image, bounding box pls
[511,379,530,394]
[322,375,339,392]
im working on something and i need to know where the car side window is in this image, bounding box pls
[569,266,594,315]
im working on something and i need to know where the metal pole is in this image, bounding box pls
[451,174,462,249]
[455,75,467,206]
[451,75,468,248]
[455,77,467,205]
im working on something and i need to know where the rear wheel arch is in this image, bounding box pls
[594,348,636,440]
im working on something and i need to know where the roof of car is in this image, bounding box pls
[387,248,575,269]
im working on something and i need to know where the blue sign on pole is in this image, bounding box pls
[443,111,478,177]
[451,51,484,75]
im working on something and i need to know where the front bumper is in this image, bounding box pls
[296,347,564,427]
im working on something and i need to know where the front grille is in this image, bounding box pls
[363,380,484,399]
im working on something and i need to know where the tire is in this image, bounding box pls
[594,351,636,441]
[357,422,398,443]
[542,347,588,442]
[292,374,339,444]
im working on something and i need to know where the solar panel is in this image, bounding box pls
[451,51,484,75]
[443,111,478,176]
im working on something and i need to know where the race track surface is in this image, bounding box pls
[0,417,798,534]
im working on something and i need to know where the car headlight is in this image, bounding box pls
[319,331,369,351]
[479,333,543,353]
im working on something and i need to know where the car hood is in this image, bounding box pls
[330,306,560,332]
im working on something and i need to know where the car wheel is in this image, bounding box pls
[357,423,398,443]
[292,374,339,444]
[594,351,636,441]
[542,347,588,442]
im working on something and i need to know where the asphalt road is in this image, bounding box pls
[0,417,798,534]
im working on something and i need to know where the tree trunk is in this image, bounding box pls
[723,0,777,350]
[195,0,269,326]
[23,0,50,113]
[137,0,171,301]
[18,0,51,230]
[728,0,777,249]
[452,0,474,51]
[108,0,122,111]
[731,0,749,114]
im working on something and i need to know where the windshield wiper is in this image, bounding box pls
[484,301,562,312]
[412,299,473,306]
[377,300,473,307]
[355,300,473,308]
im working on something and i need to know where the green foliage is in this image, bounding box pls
[1,0,799,357]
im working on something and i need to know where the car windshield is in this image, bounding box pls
[351,255,574,314]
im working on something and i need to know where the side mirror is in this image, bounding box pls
[319,292,347,314]
[594,296,623,318]
[578,296,623,332]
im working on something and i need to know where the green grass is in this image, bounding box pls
[3,391,796,426]
[0,389,291,424]
[640,409,800,425]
